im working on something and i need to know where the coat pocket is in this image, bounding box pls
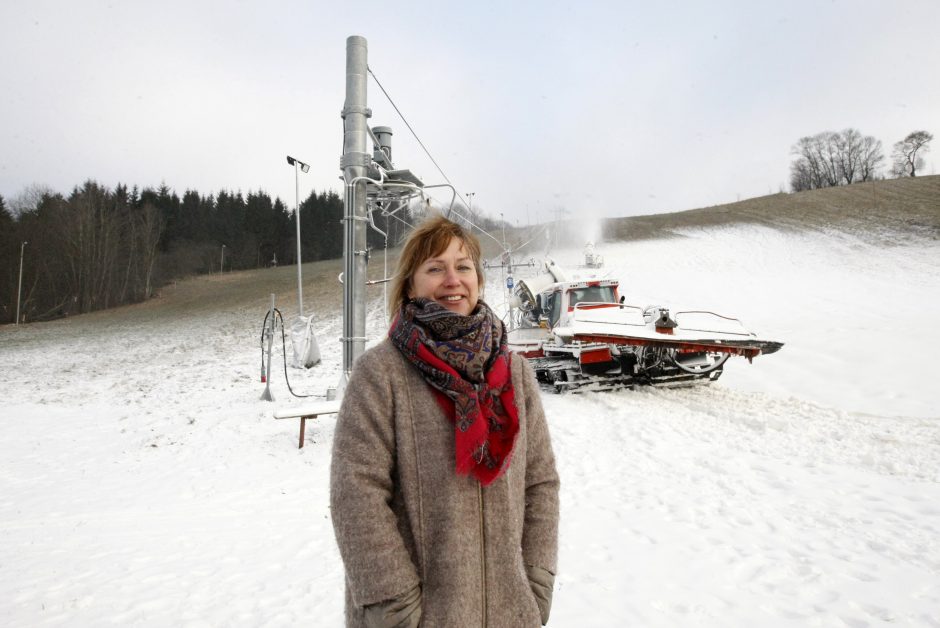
[362,584,422,628]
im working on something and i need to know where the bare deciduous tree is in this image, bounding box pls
[789,157,817,193]
[7,183,56,217]
[836,128,871,184]
[857,136,884,182]
[138,203,164,299]
[791,133,837,191]
[790,129,885,192]
[892,130,933,177]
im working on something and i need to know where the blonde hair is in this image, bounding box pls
[388,215,484,318]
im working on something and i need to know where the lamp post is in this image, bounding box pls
[15,241,27,325]
[286,155,310,317]
[220,244,226,274]
[466,192,475,224]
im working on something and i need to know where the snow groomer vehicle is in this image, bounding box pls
[506,261,783,392]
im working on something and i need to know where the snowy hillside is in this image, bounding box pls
[2,223,938,627]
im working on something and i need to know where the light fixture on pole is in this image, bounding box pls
[220,244,226,274]
[16,241,27,325]
[286,155,310,317]
[466,192,475,221]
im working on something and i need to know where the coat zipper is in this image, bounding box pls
[478,483,487,627]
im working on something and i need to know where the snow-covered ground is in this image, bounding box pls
[2,224,938,627]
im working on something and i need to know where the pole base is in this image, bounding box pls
[260,384,274,402]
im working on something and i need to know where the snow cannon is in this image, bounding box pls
[509,260,567,313]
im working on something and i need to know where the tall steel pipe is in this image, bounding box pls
[293,159,304,317]
[340,35,372,378]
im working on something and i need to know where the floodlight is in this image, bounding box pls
[287,155,310,172]
[286,155,310,316]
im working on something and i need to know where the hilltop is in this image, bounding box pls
[595,175,940,244]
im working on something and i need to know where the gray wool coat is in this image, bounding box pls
[330,339,560,628]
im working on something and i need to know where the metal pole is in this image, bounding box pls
[340,35,371,380]
[261,293,276,401]
[294,160,304,317]
[16,241,27,325]
[220,244,225,274]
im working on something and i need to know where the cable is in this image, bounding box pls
[260,309,272,381]
[275,309,320,398]
[366,66,509,250]
[384,205,416,232]
[368,67,462,201]
[259,308,322,399]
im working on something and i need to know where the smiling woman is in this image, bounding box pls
[330,215,560,627]
[386,215,485,318]
[407,235,480,316]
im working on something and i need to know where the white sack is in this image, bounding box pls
[290,315,321,368]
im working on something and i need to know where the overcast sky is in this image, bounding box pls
[1,0,937,224]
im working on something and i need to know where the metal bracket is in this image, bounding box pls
[340,105,372,119]
[340,152,372,169]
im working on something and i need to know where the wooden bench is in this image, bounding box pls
[273,399,342,448]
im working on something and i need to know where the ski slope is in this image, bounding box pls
[2,224,938,626]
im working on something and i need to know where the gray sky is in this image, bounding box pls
[1,0,937,224]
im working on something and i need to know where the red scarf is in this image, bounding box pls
[389,298,519,486]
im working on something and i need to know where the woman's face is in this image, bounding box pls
[408,237,480,316]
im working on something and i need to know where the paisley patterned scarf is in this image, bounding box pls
[389,298,519,486]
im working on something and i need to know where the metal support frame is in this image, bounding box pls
[340,35,371,382]
[339,36,442,382]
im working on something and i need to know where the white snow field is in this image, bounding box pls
[2,223,939,627]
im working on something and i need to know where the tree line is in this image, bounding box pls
[0,181,349,324]
[0,180,506,324]
[790,129,933,192]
